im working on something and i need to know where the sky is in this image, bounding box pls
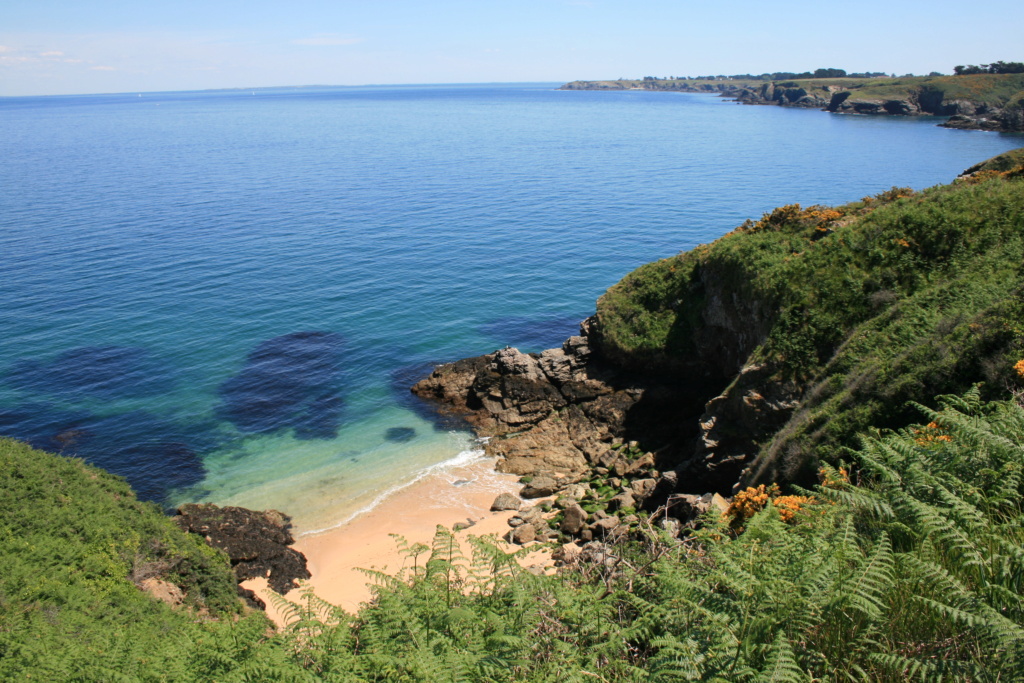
[2,0,1022,96]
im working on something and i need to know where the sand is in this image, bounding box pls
[241,456,545,627]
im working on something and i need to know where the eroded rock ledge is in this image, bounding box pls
[412,315,798,514]
[414,319,687,476]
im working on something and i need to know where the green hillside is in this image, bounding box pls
[596,157,1024,485]
[3,154,1024,680]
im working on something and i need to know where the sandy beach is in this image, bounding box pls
[243,456,540,626]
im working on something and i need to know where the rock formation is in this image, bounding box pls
[412,313,788,535]
[174,503,311,605]
[412,320,701,485]
[561,78,1024,133]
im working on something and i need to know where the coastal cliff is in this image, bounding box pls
[4,153,1024,679]
[561,73,1024,132]
[414,155,1024,513]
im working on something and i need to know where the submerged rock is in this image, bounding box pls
[217,331,345,440]
[384,426,416,442]
[5,345,175,399]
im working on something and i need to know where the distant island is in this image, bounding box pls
[562,65,1024,132]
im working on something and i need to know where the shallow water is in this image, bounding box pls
[1,83,1020,531]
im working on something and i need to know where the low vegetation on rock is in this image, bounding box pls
[3,152,1024,680]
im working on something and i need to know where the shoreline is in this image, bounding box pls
[243,455,531,626]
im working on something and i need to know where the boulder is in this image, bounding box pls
[607,491,635,513]
[521,474,562,498]
[519,505,545,526]
[560,504,588,535]
[626,452,656,475]
[509,524,537,545]
[630,478,658,503]
[591,516,620,535]
[490,492,522,511]
[553,495,576,510]
[552,542,582,564]
[579,541,618,568]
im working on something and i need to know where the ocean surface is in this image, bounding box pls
[2,83,1021,533]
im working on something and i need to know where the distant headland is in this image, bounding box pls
[562,64,1024,132]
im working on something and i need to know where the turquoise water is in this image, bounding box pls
[2,84,1021,532]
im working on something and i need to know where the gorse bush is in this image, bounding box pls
[596,157,1024,483]
[198,389,1023,681]
[4,158,1024,680]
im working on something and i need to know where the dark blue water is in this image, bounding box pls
[2,83,1020,530]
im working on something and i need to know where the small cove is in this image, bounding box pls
[1,83,1021,533]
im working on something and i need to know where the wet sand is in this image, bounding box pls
[242,457,544,626]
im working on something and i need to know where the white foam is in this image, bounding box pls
[300,439,488,537]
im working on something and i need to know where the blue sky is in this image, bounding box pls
[2,0,1022,96]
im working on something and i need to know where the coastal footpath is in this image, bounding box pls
[561,73,1024,132]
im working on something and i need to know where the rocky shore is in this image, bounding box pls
[560,78,1024,133]
[173,503,310,608]
[411,317,773,546]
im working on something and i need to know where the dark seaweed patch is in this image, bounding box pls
[5,346,175,400]
[478,315,583,352]
[217,331,345,439]
[385,426,416,443]
[0,404,209,503]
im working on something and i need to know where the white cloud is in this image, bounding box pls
[90,65,115,71]
[0,45,13,53]
[40,50,64,57]
[292,34,363,47]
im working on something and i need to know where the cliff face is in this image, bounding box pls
[414,159,1024,504]
[562,74,1024,132]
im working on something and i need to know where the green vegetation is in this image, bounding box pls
[964,146,1024,173]
[0,437,273,679]
[4,156,1024,680]
[10,389,1023,680]
[824,72,1024,108]
[597,157,1024,482]
[955,61,1024,75]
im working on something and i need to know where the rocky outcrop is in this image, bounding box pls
[412,304,801,508]
[689,363,803,492]
[734,82,831,108]
[174,503,311,599]
[412,321,697,480]
[561,78,1024,133]
[941,104,1024,132]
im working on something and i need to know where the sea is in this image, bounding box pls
[2,83,1021,534]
